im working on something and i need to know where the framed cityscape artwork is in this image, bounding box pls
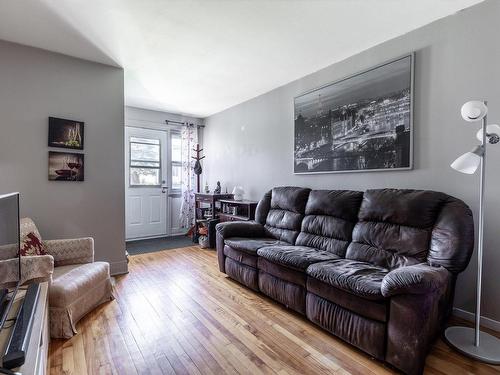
[294,54,414,174]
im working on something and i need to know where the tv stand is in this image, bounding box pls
[0,283,49,375]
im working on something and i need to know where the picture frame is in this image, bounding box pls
[293,54,414,174]
[48,151,84,181]
[48,117,84,150]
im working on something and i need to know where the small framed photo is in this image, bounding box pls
[48,117,84,150]
[48,151,84,181]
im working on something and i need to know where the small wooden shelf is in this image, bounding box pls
[193,194,258,247]
[194,193,234,247]
[219,199,258,222]
[218,213,248,222]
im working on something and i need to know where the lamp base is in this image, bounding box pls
[444,326,500,364]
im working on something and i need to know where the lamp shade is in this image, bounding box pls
[476,124,500,143]
[461,101,488,122]
[232,186,245,201]
[451,152,481,174]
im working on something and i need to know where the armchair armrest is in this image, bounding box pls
[381,263,450,298]
[215,221,265,239]
[0,255,54,289]
[43,237,94,267]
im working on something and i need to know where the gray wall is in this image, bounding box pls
[204,0,500,322]
[0,40,127,275]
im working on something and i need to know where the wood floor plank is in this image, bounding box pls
[49,246,500,375]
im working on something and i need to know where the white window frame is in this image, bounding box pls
[169,130,182,194]
[128,137,162,187]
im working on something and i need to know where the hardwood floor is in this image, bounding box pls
[49,246,500,375]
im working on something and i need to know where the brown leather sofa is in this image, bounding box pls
[216,187,474,375]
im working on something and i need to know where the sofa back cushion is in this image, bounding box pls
[346,189,454,270]
[257,187,474,274]
[296,190,363,256]
[257,187,311,244]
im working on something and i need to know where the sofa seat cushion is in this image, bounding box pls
[306,259,389,300]
[224,237,285,255]
[257,245,340,272]
[50,262,111,308]
[49,262,113,339]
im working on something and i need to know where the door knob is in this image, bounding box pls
[162,186,168,193]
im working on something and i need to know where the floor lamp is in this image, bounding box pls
[445,100,500,363]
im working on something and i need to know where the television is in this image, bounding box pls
[0,193,21,332]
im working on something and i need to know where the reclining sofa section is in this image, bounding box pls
[216,187,474,375]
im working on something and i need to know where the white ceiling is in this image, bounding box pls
[0,0,484,118]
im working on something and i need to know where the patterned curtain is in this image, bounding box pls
[179,124,198,230]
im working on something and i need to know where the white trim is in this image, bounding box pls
[126,118,182,132]
[453,307,500,332]
[125,232,187,242]
[110,260,128,275]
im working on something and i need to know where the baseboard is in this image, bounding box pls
[110,260,128,275]
[126,232,187,242]
[453,307,500,332]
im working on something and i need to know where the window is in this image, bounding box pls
[129,137,161,186]
[171,132,182,191]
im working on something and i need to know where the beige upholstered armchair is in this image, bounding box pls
[19,218,114,338]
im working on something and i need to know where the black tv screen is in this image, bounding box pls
[0,193,20,275]
[0,193,21,330]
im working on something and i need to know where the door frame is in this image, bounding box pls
[125,126,168,240]
[125,120,184,240]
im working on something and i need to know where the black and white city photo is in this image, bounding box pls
[294,55,413,173]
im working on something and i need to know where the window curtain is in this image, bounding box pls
[179,124,198,230]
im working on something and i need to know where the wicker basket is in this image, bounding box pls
[198,235,210,248]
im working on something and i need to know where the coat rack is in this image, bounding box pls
[192,144,204,193]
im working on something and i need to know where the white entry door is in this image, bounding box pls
[125,127,168,239]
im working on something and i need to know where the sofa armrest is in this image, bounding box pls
[0,255,54,289]
[215,221,265,239]
[384,264,452,373]
[381,263,450,298]
[43,238,94,267]
[215,221,265,273]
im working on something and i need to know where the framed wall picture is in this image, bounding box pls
[294,54,414,174]
[48,117,84,150]
[48,151,84,181]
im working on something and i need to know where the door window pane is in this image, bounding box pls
[130,168,160,186]
[129,135,161,186]
[131,142,160,162]
[172,164,182,190]
[171,133,181,162]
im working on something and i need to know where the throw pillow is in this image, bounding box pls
[20,231,47,256]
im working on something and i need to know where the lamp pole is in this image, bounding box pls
[444,100,500,364]
[475,101,486,346]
